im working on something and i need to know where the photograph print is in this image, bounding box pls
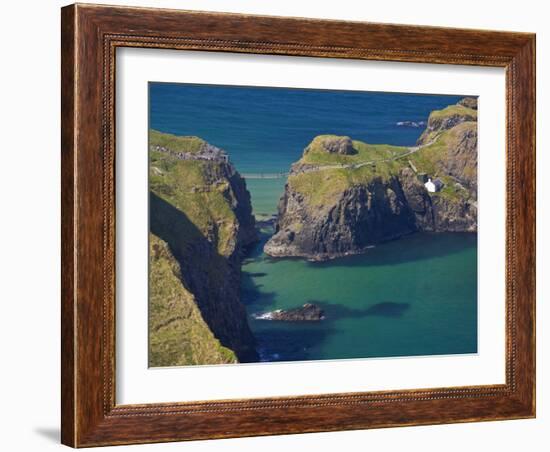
[148,82,478,367]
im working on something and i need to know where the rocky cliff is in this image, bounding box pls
[149,234,238,366]
[264,98,478,261]
[149,131,258,366]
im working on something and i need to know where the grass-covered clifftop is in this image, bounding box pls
[149,130,258,365]
[149,130,207,154]
[150,150,238,257]
[288,120,476,208]
[265,98,478,260]
[149,130,257,256]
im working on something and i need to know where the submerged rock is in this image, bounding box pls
[254,303,325,322]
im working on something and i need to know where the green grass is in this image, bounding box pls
[418,105,477,144]
[148,234,237,367]
[149,150,238,257]
[149,129,206,154]
[291,136,413,205]
[149,131,244,313]
[301,135,407,166]
[289,163,400,207]
[289,123,476,208]
[291,135,409,205]
[431,176,470,203]
[428,104,477,121]
[409,122,477,177]
[407,135,448,176]
[148,131,256,367]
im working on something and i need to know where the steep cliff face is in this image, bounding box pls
[149,234,237,367]
[264,99,477,261]
[149,131,258,365]
[266,175,417,260]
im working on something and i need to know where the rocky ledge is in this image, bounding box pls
[253,303,325,322]
[264,98,478,261]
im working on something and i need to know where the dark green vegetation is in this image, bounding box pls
[149,131,258,367]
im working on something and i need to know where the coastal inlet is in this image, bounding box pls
[149,83,478,366]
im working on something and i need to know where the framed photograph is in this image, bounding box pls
[61,3,536,447]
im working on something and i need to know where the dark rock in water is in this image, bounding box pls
[254,303,325,322]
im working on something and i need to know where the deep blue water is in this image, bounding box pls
[149,83,477,363]
[150,83,463,173]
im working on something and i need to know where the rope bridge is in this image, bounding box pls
[241,172,289,179]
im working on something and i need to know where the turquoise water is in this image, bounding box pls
[244,178,287,219]
[243,227,477,362]
[150,83,477,362]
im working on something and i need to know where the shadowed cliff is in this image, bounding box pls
[148,131,259,365]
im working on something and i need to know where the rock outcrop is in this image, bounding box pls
[149,131,259,365]
[254,303,325,322]
[309,135,357,155]
[457,96,478,110]
[264,99,478,261]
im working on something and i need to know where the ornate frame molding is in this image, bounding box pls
[62,4,535,447]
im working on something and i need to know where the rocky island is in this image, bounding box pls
[148,130,258,366]
[264,98,478,261]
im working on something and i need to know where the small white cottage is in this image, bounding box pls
[424,177,444,193]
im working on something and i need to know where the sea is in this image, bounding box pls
[149,82,478,363]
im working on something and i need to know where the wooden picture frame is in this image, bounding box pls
[61,3,535,447]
